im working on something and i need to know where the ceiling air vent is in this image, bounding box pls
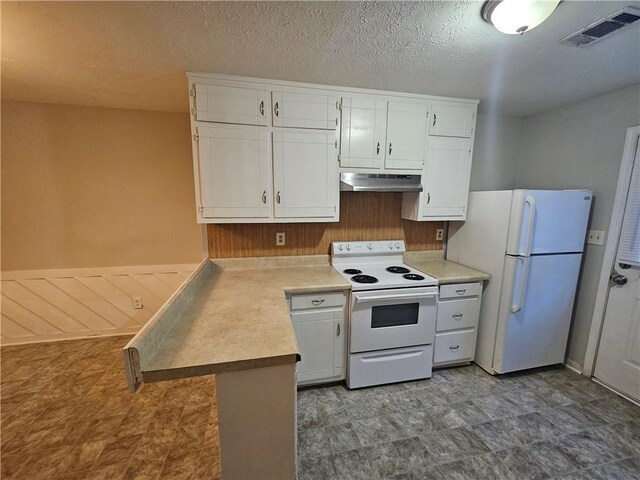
[560,5,640,47]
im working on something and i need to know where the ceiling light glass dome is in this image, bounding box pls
[481,0,561,35]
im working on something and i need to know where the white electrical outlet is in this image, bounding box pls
[132,296,143,309]
[587,230,605,246]
[436,229,444,241]
[276,232,286,246]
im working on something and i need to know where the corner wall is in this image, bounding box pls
[516,83,640,369]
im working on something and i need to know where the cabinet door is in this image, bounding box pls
[429,105,475,138]
[423,137,472,218]
[194,84,268,126]
[272,130,339,219]
[291,308,344,383]
[197,125,270,219]
[385,101,429,170]
[339,96,387,169]
[272,91,338,129]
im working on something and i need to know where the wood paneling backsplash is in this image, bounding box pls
[207,192,443,258]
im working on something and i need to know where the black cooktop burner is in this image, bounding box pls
[386,266,411,274]
[403,273,425,281]
[351,274,379,284]
[343,268,362,275]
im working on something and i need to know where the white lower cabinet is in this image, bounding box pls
[290,291,346,385]
[433,282,482,367]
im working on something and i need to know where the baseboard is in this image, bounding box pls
[564,359,584,375]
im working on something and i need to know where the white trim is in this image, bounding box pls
[1,263,200,281]
[583,126,640,376]
[0,327,141,347]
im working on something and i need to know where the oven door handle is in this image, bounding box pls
[354,292,437,303]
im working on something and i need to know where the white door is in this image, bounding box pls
[271,91,338,130]
[494,253,582,374]
[194,84,268,126]
[507,190,593,256]
[385,101,429,170]
[339,96,387,169]
[429,105,475,138]
[272,130,338,219]
[422,137,472,218]
[292,308,344,382]
[197,125,270,218]
[594,138,640,401]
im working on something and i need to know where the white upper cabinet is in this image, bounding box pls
[429,105,475,138]
[273,130,339,219]
[385,101,429,170]
[271,91,339,130]
[339,97,428,171]
[196,125,271,219]
[194,84,269,126]
[339,96,387,169]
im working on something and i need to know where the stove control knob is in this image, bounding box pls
[388,242,393,249]
[395,242,401,249]
[367,243,373,250]
[346,244,351,251]
[338,244,343,251]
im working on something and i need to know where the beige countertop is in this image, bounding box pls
[132,257,350,383]
[404,251,490,284]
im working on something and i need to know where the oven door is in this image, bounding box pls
[350,287,438,353]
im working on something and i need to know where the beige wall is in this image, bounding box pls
[1,101,203,271]
[517,84,640,369]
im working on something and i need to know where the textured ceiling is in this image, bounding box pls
[2,1,639,116]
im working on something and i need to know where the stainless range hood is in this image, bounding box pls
[340,173,423,192]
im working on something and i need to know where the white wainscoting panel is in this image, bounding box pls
[1,264,198,345]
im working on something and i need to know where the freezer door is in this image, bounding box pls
[507,190,592,256]
[494,253,582,374]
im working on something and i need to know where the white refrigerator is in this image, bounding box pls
[447,189,592,374]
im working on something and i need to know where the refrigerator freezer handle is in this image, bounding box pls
[524,195,536,256]
[511,257,530,313]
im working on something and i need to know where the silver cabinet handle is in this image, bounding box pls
[276,191,281,204]
[449,345,460,350]
[427,193,431,204]
[311,299,325,306]
[336,323,341,336]
[455,289,466,295]
[452,313,463,320]
[274,102,279,117]
[259,100,265,116]
[388,143,392,155]
[262,191,267,204]
[376,142,380,155]
[433,113,437,127]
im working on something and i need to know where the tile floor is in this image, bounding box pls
[297,365,640,480]
[1,336,220,480]
[2,336,639,480]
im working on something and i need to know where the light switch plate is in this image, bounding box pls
[587,230,605,246]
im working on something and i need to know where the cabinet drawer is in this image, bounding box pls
[439,282,481,299]
[434,330,476,364]
[437,297,480,332]
[290,291,345,310]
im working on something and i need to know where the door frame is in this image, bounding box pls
[583,126,640,376]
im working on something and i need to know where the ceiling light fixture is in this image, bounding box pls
[481,0,561,35]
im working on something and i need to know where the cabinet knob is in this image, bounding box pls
[427,193,431,204]
[449,345,460,351]
[311,299,325,306]
[276,191,281,204]
[376,142,380,155]
[274,102,279,117]
[336,323,341,336]
[452,313,463,320]
[455,289,466,295]
[259,100,265,116]
[389,143,392,155]
[262,191,267,204]
[433,113,437,127]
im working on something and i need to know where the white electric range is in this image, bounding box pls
[331,240,439,389]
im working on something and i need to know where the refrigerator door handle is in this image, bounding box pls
[511,257,529,313]
[523,195,536,256]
